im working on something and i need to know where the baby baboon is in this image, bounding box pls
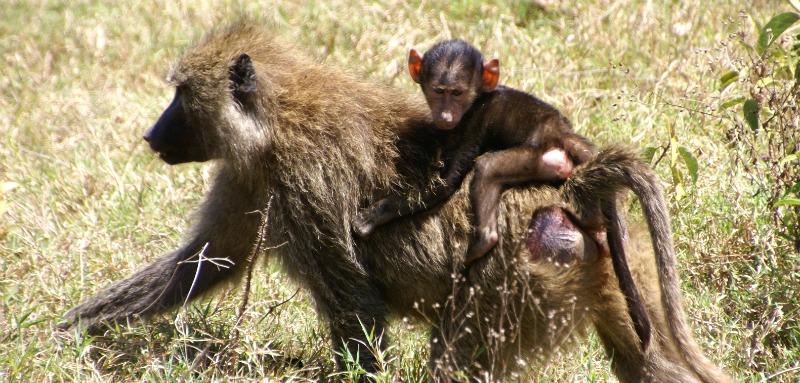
[353,39,651,351]
[60,21,730,383]
[354,39,595,263]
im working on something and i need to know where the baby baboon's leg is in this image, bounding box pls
[467,148,573,264]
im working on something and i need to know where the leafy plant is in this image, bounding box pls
[719,9,800,252]
[644,124,699,201]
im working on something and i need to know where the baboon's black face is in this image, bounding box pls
[143,89,210,165]
[143,53,258,165]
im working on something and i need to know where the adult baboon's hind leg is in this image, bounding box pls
[592,251,703,383]
[427,205,601,382]
[529,206,704,382]
[427,276,517,383]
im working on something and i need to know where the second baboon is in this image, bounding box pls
[60,21,731,383]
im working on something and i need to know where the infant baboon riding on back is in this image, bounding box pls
[354,40,596,263]
[353,39,653,350]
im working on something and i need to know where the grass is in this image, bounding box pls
[1,0,798,381]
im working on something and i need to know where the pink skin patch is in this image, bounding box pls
[525,206,598,264]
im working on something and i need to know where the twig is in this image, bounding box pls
[233,196,274,336]
[263,288,300,322]
[762,365,800,382]
[182,341,213,381]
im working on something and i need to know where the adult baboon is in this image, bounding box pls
[60,22,730,383]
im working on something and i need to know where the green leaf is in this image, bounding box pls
[719,70,739,91]
[643,146,658,163]
[788,182,800,195]
[780,153,799,165]
[678,146,699,185]
[675,184,686,200]
[756,76,775,88]
[775,198,800,207]
[743,99,760,131]
[20,318,46,330]
[720,97,745,110]
[672,168,686,200]
[757,12,800,56]
[670,138,679,166]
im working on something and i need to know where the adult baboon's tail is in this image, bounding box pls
[561,146,732,383]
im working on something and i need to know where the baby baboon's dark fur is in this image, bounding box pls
[60,22,730,383]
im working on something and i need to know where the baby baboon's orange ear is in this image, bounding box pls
[408,49,424,84]
[482,58,500,92]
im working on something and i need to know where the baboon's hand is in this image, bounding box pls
[57,252,180,335]
[57,299,114,335]
[353,209,377,238]
[353,198,396,238]
[55,316,75,332]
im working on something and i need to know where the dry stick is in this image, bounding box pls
[260,288,299,325]
[182,198,276,380]
[234,197,274,335]
[183,341,214,380]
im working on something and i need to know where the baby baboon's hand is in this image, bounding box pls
[352,209,376,238]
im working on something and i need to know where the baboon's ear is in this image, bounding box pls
[229,53,257,95]
[482,58,500,93]
[408,49,423,84]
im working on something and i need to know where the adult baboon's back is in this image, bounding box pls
[61,22,729,382]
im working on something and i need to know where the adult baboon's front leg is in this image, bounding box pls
[301,252,392,375]
[61,176,263,333]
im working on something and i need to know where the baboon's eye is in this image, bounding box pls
[452,89,464,96]
[433,87,445,94]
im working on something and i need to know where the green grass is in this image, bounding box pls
[1,0,798,381]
